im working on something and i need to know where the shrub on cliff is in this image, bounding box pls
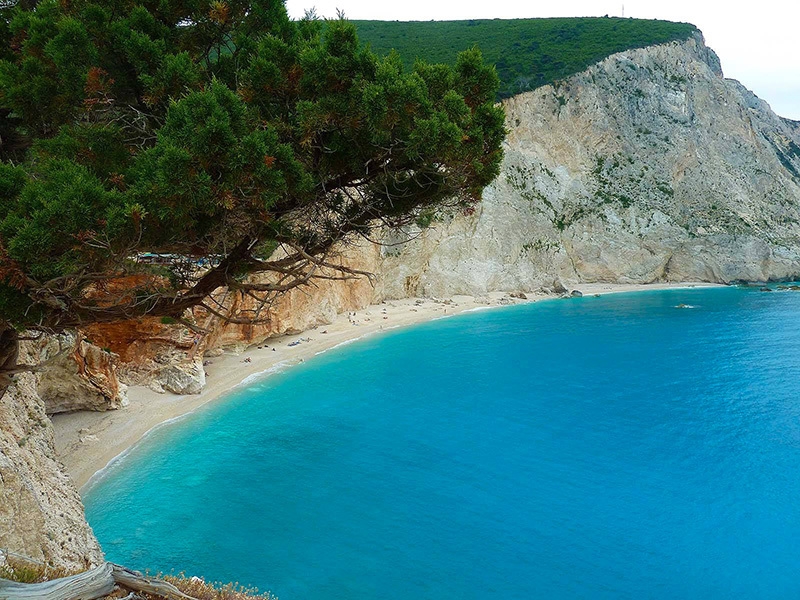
[0,0,504,378]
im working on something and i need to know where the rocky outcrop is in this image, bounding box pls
[0,372,103,569]
[376,33,800,296]
[203,244,381,351]
[0,337,117,569]
[82,245,382,373]
[81,318,202,393]
[150,360,206,395]
[34,335,128,415]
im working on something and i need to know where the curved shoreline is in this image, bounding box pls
[51,282,721,491]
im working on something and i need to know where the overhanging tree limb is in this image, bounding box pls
[0,1,505,386]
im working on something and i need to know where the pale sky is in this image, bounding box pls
[285,0,800,120]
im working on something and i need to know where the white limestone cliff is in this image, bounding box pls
[0,371,104,570]
[375,34,800,297]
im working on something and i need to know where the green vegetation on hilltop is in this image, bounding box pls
[353,17,698,99]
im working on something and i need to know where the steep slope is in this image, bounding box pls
[376,33,800,296]
[0,373,103,570]
[0,337,123,569]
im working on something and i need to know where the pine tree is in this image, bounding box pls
[0,0,504,381]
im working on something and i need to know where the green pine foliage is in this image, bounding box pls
[0,1,505,333]
[353,17,698,99]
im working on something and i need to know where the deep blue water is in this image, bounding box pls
[84,287,800,599]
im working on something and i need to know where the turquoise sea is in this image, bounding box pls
[84,287,800,599]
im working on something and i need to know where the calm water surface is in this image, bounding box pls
[84,287,800,599]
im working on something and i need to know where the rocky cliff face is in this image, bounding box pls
[35,335,128,415]
[376,34,800,296]
[203,245,382,350]
[0,337,121,569]
[0,371,103,569]
[81,244,381,392]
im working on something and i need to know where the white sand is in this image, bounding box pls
[51,282,721,490]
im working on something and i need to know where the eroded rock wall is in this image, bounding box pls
[0,371,103,569]
[84,318,207,394]
[35,335,128,415]
[203,243,382,351]
[0,337,121,569]
[82,244,381,384]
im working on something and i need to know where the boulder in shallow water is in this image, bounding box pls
[571,290,584,298]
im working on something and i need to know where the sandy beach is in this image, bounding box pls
[51,281,721,490]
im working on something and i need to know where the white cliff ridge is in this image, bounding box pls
[376,34,800,297]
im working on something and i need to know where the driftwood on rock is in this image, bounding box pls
[0,563,115,600]
[0,562,198,600]
[111,564,197,599]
